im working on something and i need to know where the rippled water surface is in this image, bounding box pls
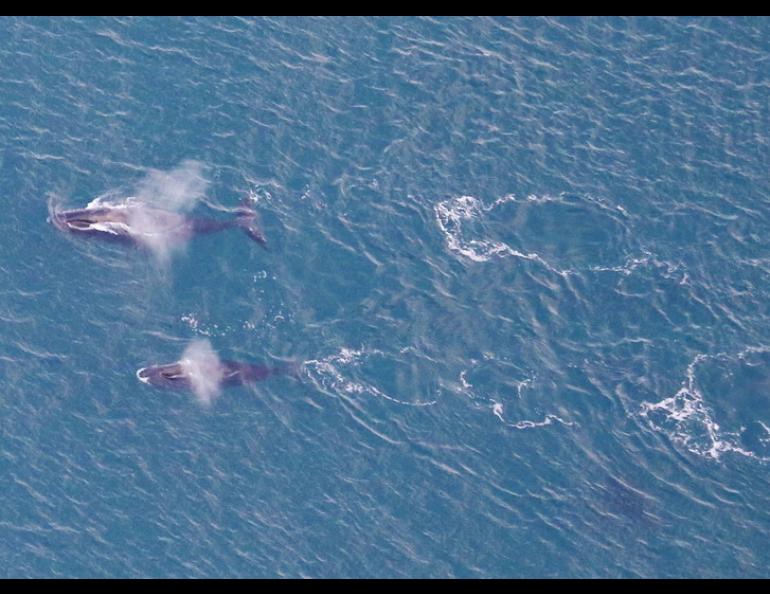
[1,17,770,577]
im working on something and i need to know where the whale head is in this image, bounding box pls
[51,206,131,236]
[136,362,192,390]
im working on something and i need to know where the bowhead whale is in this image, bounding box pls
[136,359,295,390]
[48,197,267,248]
[136,340,297,406]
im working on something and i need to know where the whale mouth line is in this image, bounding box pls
[68,219,95,229]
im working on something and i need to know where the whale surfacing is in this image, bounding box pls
[136,360,280,388]
[137,340,297,405]
[49,197,267,250]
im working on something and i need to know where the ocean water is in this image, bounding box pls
[1,16,770,578]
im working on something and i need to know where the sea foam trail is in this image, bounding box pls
[433,195,569,275]
[179,339,224,407]
[303,347,438,408]
[433,193,637,277]
[639,347,770,461]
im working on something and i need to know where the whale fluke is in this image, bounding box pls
[235,199,267,249]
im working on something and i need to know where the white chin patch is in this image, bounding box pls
[92,221,130,235]
[136,368,150,384]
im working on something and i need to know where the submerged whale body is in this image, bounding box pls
[136,359,294,390]
[48,197,267,248]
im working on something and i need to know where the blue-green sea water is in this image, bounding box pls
[2,16,770,577]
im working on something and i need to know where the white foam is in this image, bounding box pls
[759,422,770,447]
[639,349,770,461]
[433,193,637,277]
[589,249,686,282]
[458,365,569,430]
[433,195,567,274]
[304,347,437,408]
[435,195,529,263]
[181,313,220,337]
[459,370,473,391]
[491,400,571,430]
[179,339,224,407]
